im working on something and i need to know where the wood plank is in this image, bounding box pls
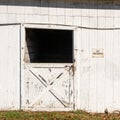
[79,29,90,111]
[113,30,120,110]
[40,0,49,15]
[49,0,57,16]
[96,30,105,112]
[0,13,7,23]
[0,25,20,110]
[65,0,73,16]
[105,30,114,112]
[73,16,81,26]
[0,5,7,14]
[89,29,97,112]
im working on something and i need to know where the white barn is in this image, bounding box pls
[0,0,120,113]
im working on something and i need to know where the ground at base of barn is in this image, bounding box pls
[0,110,120,120]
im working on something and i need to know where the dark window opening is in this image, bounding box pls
[25,28,73,63]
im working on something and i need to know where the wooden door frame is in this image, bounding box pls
[20,23,79,111]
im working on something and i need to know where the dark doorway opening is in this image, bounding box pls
[25,28,73,63]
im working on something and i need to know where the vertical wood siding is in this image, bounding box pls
[0,25,20,110]
[78,29,120,113]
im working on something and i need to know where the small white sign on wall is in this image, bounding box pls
[92,48,104,58]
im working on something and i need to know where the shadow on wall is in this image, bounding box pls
[0,0,120,9]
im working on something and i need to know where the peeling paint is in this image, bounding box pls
[25,67,73,110]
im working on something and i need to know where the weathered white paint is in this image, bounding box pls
[0,0,119,29]
[20,24,76,111]
[0,0,120,113]
[77,28,120,113]
[24,66,73,111]
[0,25,20,110]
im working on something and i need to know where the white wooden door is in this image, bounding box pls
[24,64,74,111]
[21,26,75,111]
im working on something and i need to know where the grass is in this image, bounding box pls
[0,110,120,120]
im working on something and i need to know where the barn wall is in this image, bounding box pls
[76,28,120,113]
[0,0,120,112]
[0,25,20,110]
[0,0,120,28]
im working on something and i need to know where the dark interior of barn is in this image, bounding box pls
[25,28,73,63]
